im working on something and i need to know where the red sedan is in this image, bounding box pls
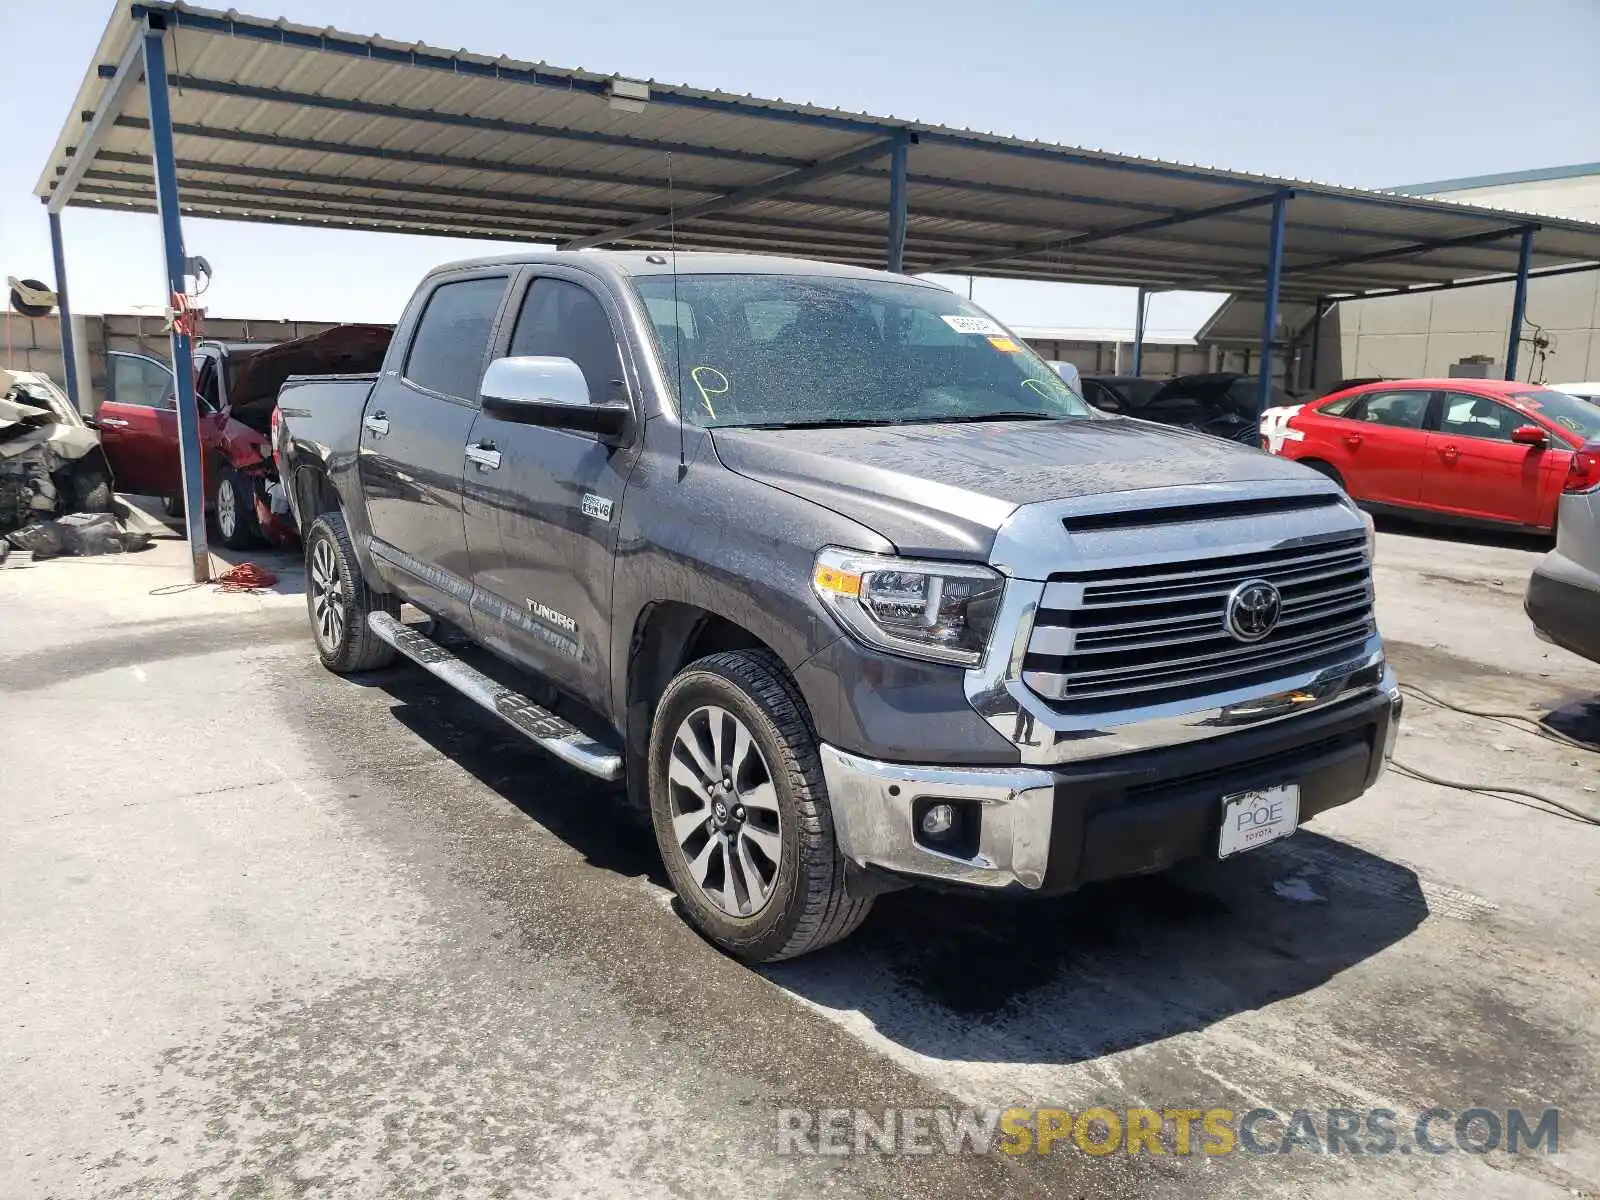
[1261,379,1600,534]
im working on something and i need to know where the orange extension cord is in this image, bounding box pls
[150,559,279,596]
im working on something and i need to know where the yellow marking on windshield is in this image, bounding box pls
[988,336,1020,352]
[689,366,728,419]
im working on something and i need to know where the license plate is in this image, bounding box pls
[1218,783,1300,858]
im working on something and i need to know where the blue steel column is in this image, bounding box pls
[46,210,82,412]
[886,132,909,273]
[1307,297,1325,393]
[143,19,209,581]
[1131,287,1148,375]
[1505,226,1534,381]
[1257,192,1289,410]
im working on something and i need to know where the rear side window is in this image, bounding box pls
[404,276,507,401]
[1348,389,1430,430]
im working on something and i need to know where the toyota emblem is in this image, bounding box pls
[1225,579,1282,643]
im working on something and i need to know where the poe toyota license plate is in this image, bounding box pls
[1217,784,1300,858]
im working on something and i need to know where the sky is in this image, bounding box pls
[2,0,1597,336]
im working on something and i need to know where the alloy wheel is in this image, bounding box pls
[216,477,237,538]
[309,535,346,652]
[666,704,783,917]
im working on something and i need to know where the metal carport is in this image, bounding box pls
[35,1,1600,579]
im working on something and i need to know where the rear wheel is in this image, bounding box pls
[648,649,872,963]
[212,463,262,549]
[304,512,398,673]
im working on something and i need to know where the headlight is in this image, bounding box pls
[812,548,1004,667]
[1359,507,1377,563]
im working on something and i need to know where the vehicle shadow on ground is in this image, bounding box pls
[761,831,1427,1066]
[1371,512,1551,552]
[367,655,667,887]
[358,655,1427,1067]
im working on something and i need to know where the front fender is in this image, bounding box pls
[608,426,892,721]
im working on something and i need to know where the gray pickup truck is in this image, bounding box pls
[274,251,1401,962]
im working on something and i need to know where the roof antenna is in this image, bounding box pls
[669,151,687,479]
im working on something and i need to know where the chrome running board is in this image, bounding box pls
[367,611,623,781]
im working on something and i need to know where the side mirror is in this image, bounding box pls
[480,356,630,438]
[1511,424,1548,447]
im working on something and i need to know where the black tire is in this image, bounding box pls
[1302,459,1346,490]
[648,649,872,963]
[212,463,262,549]
[162,495,184,519]
[304,512,398,673]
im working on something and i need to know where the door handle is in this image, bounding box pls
[1343,433,1363,448]
[464,442,502,471]
[362,412,390,439]
[98,416,130,428]
[1440,445,1460,462]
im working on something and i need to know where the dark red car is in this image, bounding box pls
[1261,379,1600,534]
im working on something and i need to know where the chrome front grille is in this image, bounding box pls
[1022,535,1375,712]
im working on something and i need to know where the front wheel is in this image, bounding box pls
[304,512,398,673]
[648,649,872,963]
[212,463,261,549]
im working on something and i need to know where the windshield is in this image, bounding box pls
[632,273,1096,429]
[1514,389,1600,442]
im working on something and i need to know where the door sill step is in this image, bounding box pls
[367,611,623,781]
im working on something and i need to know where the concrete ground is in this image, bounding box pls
[2,520,1597,1199]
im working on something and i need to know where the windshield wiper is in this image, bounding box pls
[741,418,898,430]
[906,411,1063,424]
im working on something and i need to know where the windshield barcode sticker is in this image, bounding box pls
[941,315,1006,336]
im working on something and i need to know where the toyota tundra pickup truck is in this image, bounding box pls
[274,251,1401,963]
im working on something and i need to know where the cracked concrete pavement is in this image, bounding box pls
[2,522,1596,1198]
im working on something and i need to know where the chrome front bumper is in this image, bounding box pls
[821,667,1402,891]
[819,747,1058,890]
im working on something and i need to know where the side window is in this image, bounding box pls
[509,278,627,402]
[1319,392,1362,417]
[1439,393,1521,442]
[1349,389,1429,430]
[109,354,175,409]
[403,275,508,401]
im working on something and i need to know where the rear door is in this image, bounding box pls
[1421,392,1548,526]
[461,270,639,706]
[97,352,179,495]
[360,270,511,628]
[1317,387,1434,505]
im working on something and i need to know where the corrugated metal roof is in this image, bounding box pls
[35,1,1600,304]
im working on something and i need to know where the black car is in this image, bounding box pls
[1084,372,1296,445]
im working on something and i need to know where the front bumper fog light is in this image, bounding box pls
[921,802,957,836]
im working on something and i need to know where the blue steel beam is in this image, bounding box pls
[76,168,1008,254]
[162,76,812,169]
[886,134,909,272]
[1258,193,1289,411]
[1132,288,1148,376]
[141,16,209,582]
[560,137,903,252]
[1281,223,1537,278]
[1323,260,1600,301]
[925,190,1290,275]
[1505,227,1535,381]
[45,210,81,411]
[48,30,145,214]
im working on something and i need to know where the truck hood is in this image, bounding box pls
[710,417,1319,558]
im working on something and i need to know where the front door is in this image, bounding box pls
[462,271,639,708]
[1420,392,1548,526]
[359,271,510,628]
